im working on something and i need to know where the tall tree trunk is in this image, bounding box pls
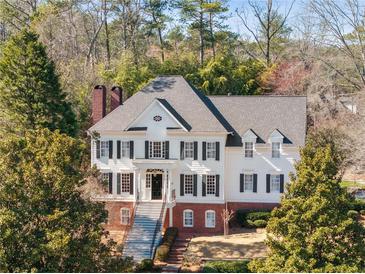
[266,0,272,66]
[157,27,165,62]
[209,11,215,59]
[199,9,204,66]
[103,0,111,68]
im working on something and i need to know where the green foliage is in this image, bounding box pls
[136,259,155,272]
[0,29,77,136]
[236,210,271,227]
[347,210,359,219]
[203,260,251,273]
[0,129,133,272]
[360,209,365,215]
[192,53,266,95]
[340,181,365,189]
[154,227,178,261]
[249,135,365,272]
[349,199,365,211]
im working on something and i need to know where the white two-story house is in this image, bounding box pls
[88,76,306,260]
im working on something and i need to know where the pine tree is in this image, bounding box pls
[0,29,77,136]
[0,129,133,272]
[249,136,365,272]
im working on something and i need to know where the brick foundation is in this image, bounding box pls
[104,201,134,230]
[168,202,280,236]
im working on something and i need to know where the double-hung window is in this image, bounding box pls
[205,210,216,228]
[206,142,216,159]
[149,141,165,159]
[121,173,130,193]
[272,142,281,158]
[184,175,193,195]
[206,175,216,195]
[271,175,281,193]
[184,142,194,159]
[183,210,193,227]
[244,174,254,192]
[100,141,109,157]
[121,141,130,158]
[244,142,254,158]
[120,208,130,225]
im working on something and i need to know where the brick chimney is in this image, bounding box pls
[92,85,106,125]
[110,86,123,112]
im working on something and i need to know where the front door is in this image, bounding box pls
[151,174,162,200]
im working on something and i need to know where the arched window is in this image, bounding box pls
[205,210,216,228]
[183,209,193,227]
[120,208,130,225]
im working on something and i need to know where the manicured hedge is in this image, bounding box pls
[350,199,365,211]
[154,227,178,261]
[136,259,154,272]
[203,260,251,273]
[236,209,271,228]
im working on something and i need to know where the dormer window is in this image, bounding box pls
[244,142,254,158]
[272,142,281,158]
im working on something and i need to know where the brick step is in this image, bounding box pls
[168,254,184,259]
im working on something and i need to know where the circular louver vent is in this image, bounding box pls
[153,115,162,122]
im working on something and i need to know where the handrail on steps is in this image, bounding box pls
[121,191,140,253]
[150,193,167,259]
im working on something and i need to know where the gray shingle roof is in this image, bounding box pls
[88,76,227,133]
[208,95,307,146]
[89,76,307,147]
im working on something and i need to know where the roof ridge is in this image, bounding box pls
[208,95,307,98]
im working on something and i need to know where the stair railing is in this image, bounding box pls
[150,193,167,259]
[121,191,139,253]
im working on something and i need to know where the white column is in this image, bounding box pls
[167,169,171,203]
[135,169,140,201]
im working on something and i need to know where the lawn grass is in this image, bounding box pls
[340,181,365,189]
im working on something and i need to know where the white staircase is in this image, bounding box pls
[122,202,165,262]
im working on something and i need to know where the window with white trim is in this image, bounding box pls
[206,142,216,159]
[244,174,254,192]
[146,173,151,188]
[207,175,216,195]
[184,142,194,159]
[121,141,130,158]
[184,175,193,195]
[244,142,254,158]
[272,142,281,158]
[120,208,130,225]
[183,209,193,227]
[100,141,109,157]
[121,173,130,193]
[205,210,216,228]
[149,141,165,159]
[271,175,280,193]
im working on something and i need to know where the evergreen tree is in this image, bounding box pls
[249,137,365,272]
[0,29,77,136]
[0,129,133,272]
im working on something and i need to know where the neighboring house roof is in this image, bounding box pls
[89,75,227,133]
[208,95,307,146]
[89,76,307,147]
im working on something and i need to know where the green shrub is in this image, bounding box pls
[236,209,271,227]
[253,219,267,228]
[154,227,178,262]
[349,199,365,211]
[246,212,271,222]
[360,209,365,215]
[203,260,251,273]
[136,259,154,272]
[347,210,359,219]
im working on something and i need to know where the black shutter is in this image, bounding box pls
[117,141,121,159]
[117,173,121,194]
[215,175,220,197]
[108,173,113,194]
[202,142,207,160]
[108,140,113,159]
[253,174,258,193]
[180,141,185,160]
[180,174,184,196]
[193,174,197,197]
[165,141,169,159]
[129,141,134,159]
[194,141,198,160]
[280,174,284,193]
[145,141,149,159]
[240,174,244,192]
[96,140,100,159]
[202,175,206,196]
[215,141,220,161]
[266,174,271,193]
[130,173,134,195]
